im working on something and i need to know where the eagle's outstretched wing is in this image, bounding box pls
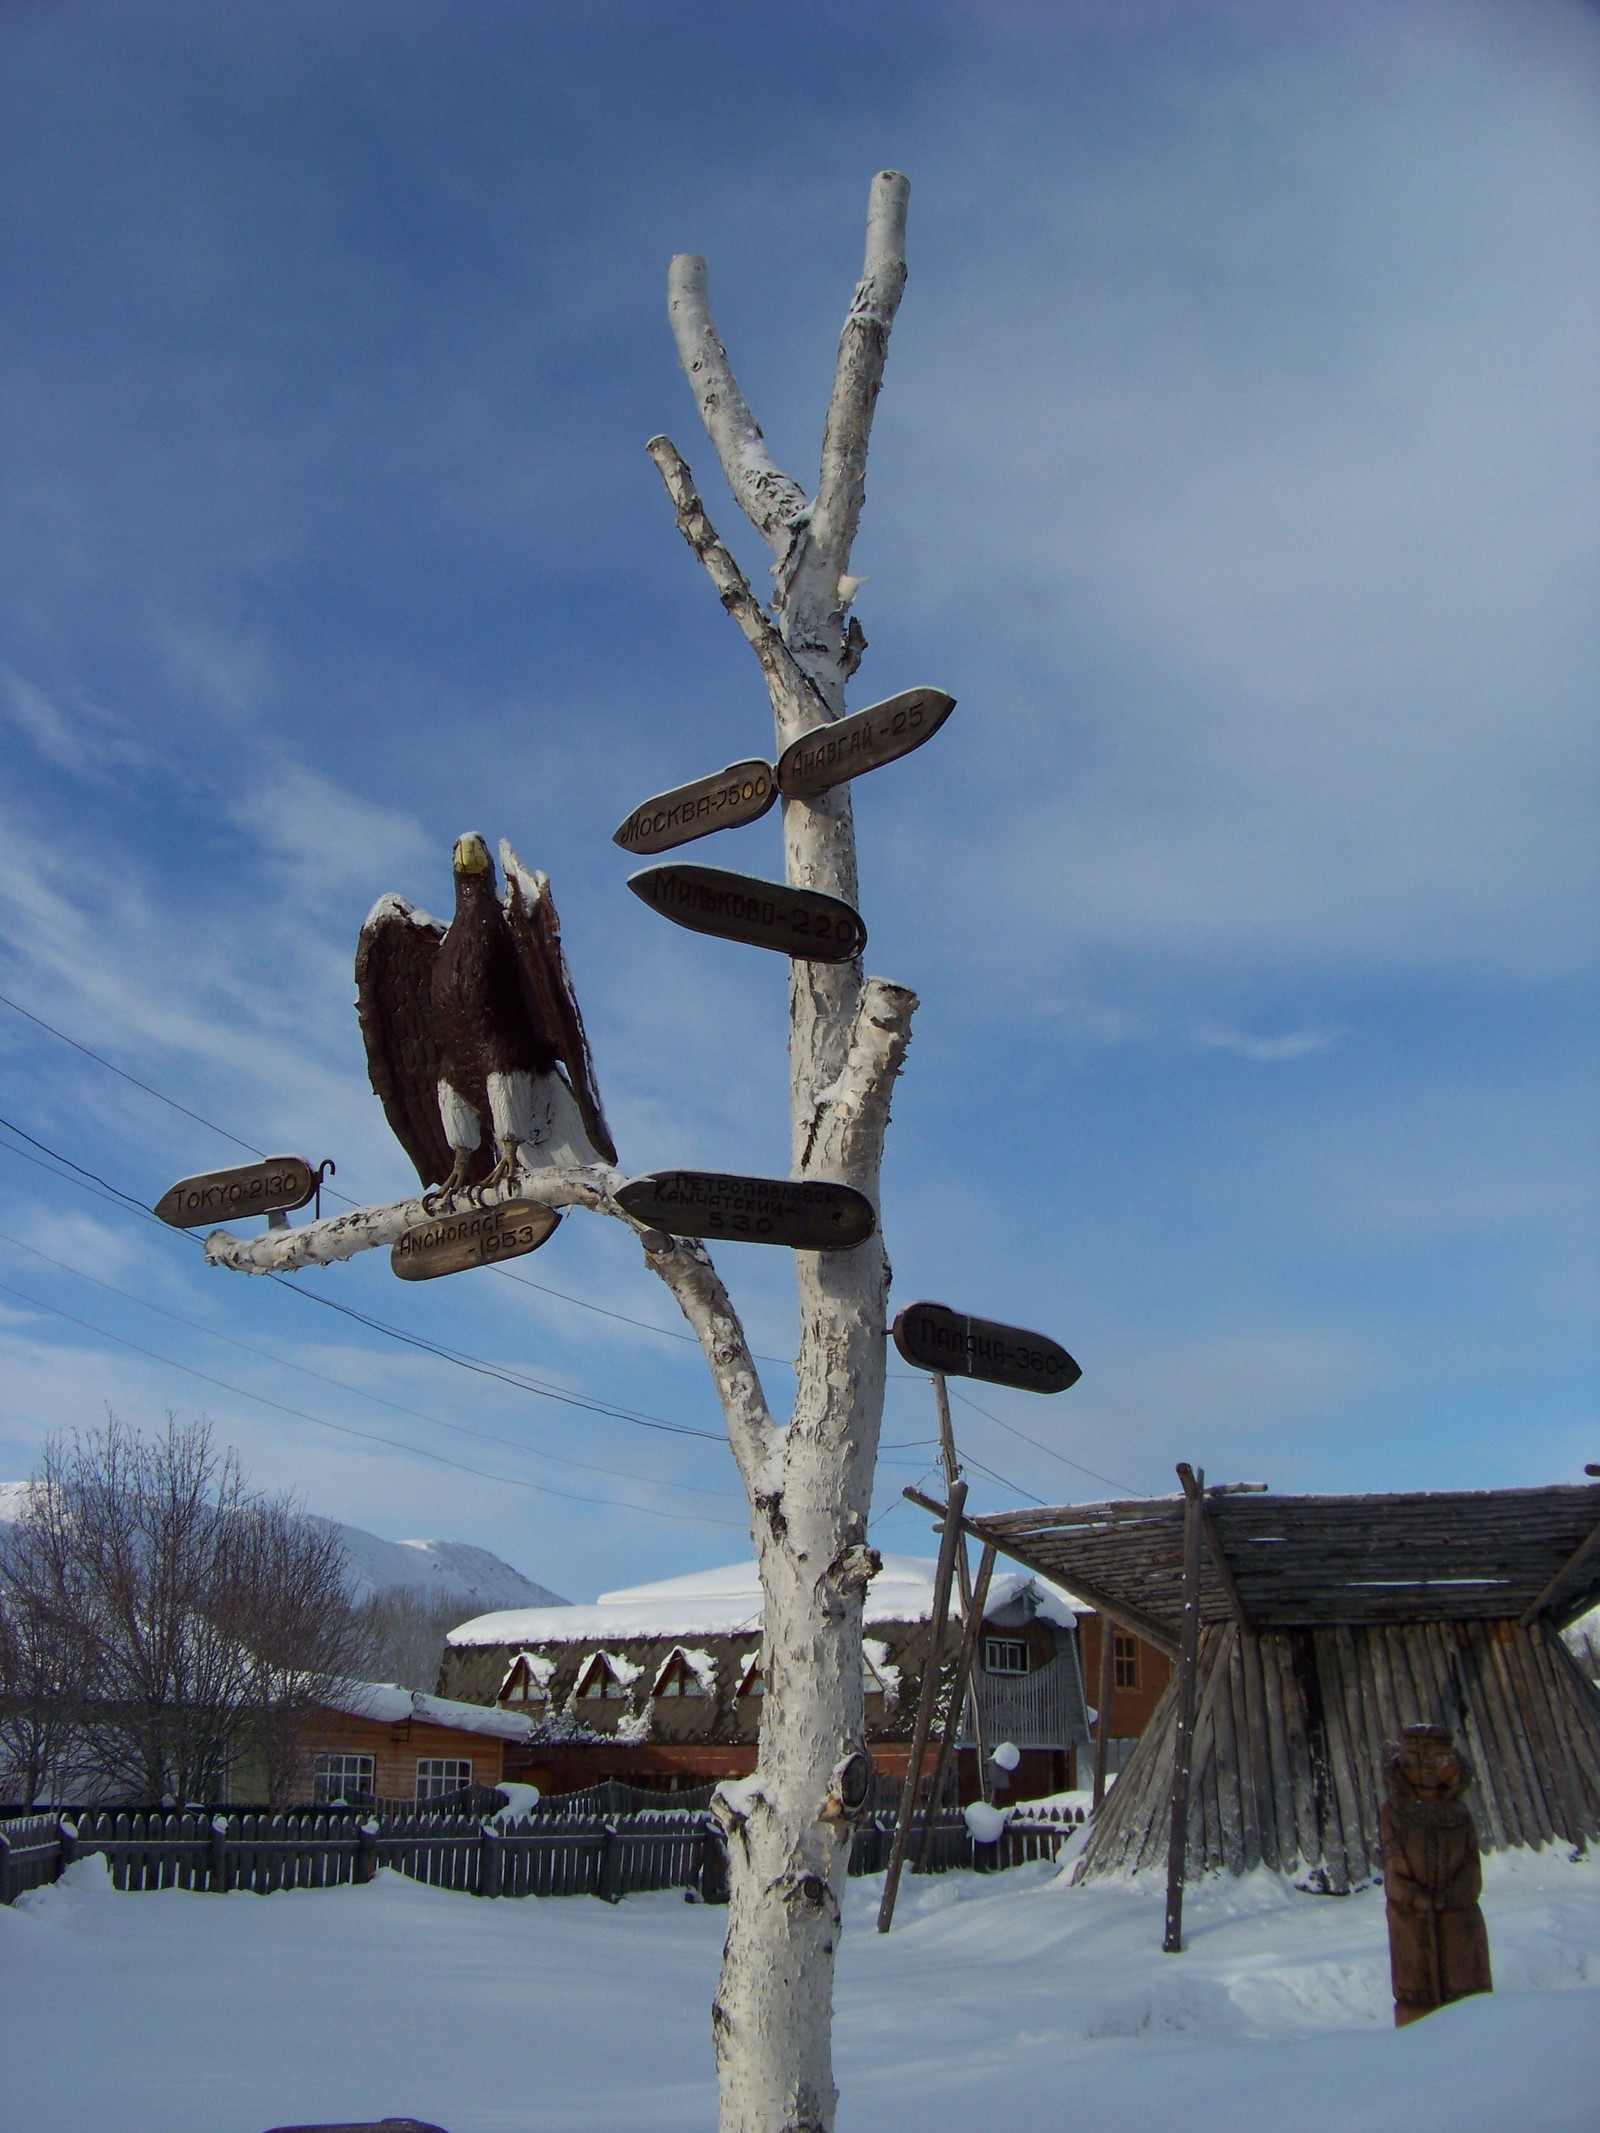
[500,841,618,1167]
[355,894,457,1187]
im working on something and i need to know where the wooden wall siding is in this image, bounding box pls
[1076,1618,1600,1891]
[296,1714,505,1804]
[1076,1616,1172,1741]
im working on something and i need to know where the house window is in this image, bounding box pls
[1113,1633,1140,1691]
[576,1655,628,1700]
[312,1753,374,1804]
[415,1757,473,1802]
[653,1650,708,1698]
[984,1637,1030,1676]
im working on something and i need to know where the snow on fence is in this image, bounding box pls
[0,1801,1085,1908]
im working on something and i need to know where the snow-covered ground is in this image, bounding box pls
[3,1839,1595,2132]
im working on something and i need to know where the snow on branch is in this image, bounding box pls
[666,254,809,561]
[645,435,825,745]
[202,1167,624,1275]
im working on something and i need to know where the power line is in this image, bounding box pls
[0,1276,746,1529]
[948,1384,1144,1498]
[0,1229,747,1507]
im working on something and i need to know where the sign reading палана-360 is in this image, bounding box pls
[628,864,865,963]
[391,1199,560,1281]
[892,1300,1081,1395]
[613,758,777,855]
[155,1157,319,1230]
[617,1171,876,1251]
[777,687,954,799]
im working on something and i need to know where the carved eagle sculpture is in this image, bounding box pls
[355,833,616,1203]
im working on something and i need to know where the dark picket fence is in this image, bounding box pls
[0,1798,1084,1908]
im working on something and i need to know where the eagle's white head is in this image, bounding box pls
[452,831,492,877]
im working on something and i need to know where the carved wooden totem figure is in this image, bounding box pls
[1380,1723,1493,2026]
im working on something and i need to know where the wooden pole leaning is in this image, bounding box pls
[931,1373,989,1785]
[878,1478,968,1933]
[914,1540,997,1874]
[1092,1605,1117,1812]
[1163,1462,1205,1954]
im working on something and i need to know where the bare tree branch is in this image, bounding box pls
[808,170,911,580]
[798,977,917,1178]
[645,435,825,746]
[640,1234,779,1491]
[203,1167,624,1274]
[666,254,809,560]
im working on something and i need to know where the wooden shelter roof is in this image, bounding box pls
[964,1482,1600,1646]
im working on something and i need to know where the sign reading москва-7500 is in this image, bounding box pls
[892,1301,1081,1395]
[154,1157,319,1230]
[777,687,955,799]
[612,759,777,855]
[628,864,865,963]
[391,1199,561,1281]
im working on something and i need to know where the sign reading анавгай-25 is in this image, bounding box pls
[628,864,865,963]
[391,1199,560,1281]
[892,1300,1081,1395]
[617,1171,876,1251]
[777,687,955,799]
[613,758,777,856]
[155,1157,319,1230]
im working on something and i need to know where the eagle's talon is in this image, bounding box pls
[477,1139,525,1199]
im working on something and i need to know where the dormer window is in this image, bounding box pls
[576,1654,629,1701]
[652,1649,710,1699]
[983,1636,1030,1676]
[497,1654,549,1706]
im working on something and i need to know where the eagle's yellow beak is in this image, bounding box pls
[453,832,492,876]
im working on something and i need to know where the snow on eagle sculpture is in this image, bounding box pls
[355,833,616,1203]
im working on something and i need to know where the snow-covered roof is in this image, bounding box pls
[446,1553,1085,1649]
[320,1679,539,1742]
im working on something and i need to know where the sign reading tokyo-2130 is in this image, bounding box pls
[391,1199,561,1281]
[154,1157,320,1230]
[892,1300,1081,1396]
[776,687,955,799]
[612,758,777,855]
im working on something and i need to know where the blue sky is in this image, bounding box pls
[1,0,1595,1602]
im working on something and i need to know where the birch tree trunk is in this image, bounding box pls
[652,171,916,2133]
[203,170,918,2133]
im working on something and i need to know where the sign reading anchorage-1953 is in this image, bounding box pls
[391,1199,561,1282]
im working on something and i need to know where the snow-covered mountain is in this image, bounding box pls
[0,1484,564,1615]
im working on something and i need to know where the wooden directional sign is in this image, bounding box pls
[616,1171,876,1251]
[155,1157,319,1230]
[892,1300,1081,1395]
[613,759,777,855]
[391,1199,560,1281]
[628,864,866,963]
[777,686,955,800]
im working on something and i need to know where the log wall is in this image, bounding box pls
[1076,1617,1600,1890]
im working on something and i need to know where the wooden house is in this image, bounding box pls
[289,1681,540,1807]
[950,1478,1600,1888]
[437,1554,1138,1801]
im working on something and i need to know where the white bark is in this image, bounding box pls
[660,172,915,2133]
[203,170,916,2133]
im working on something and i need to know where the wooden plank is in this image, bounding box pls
[1163,1473,1205,1950]
[1520,1508,1600,1624]
[1092,1610,1116,1812]
[616,1171,875,1252]
[1462,1621,1533,1848]
[904,1488,1181,1656]
[1483,1619,1556,1845]
[627,863,865,963]
[1273,1634,1318,1871]
[893,1302,1080,1396]
[1509,1622,1590,1844]
[776,686,955,798]
[1238,1628,1278,1872]
[1209,1629,1247,1874]
[392,1198,559,1281]
[878,1480,967,1933]
[154,1155,318,1229]
[612,758,777,855]
[915,1541,996,1874]
[1199,1501,1257,1634]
